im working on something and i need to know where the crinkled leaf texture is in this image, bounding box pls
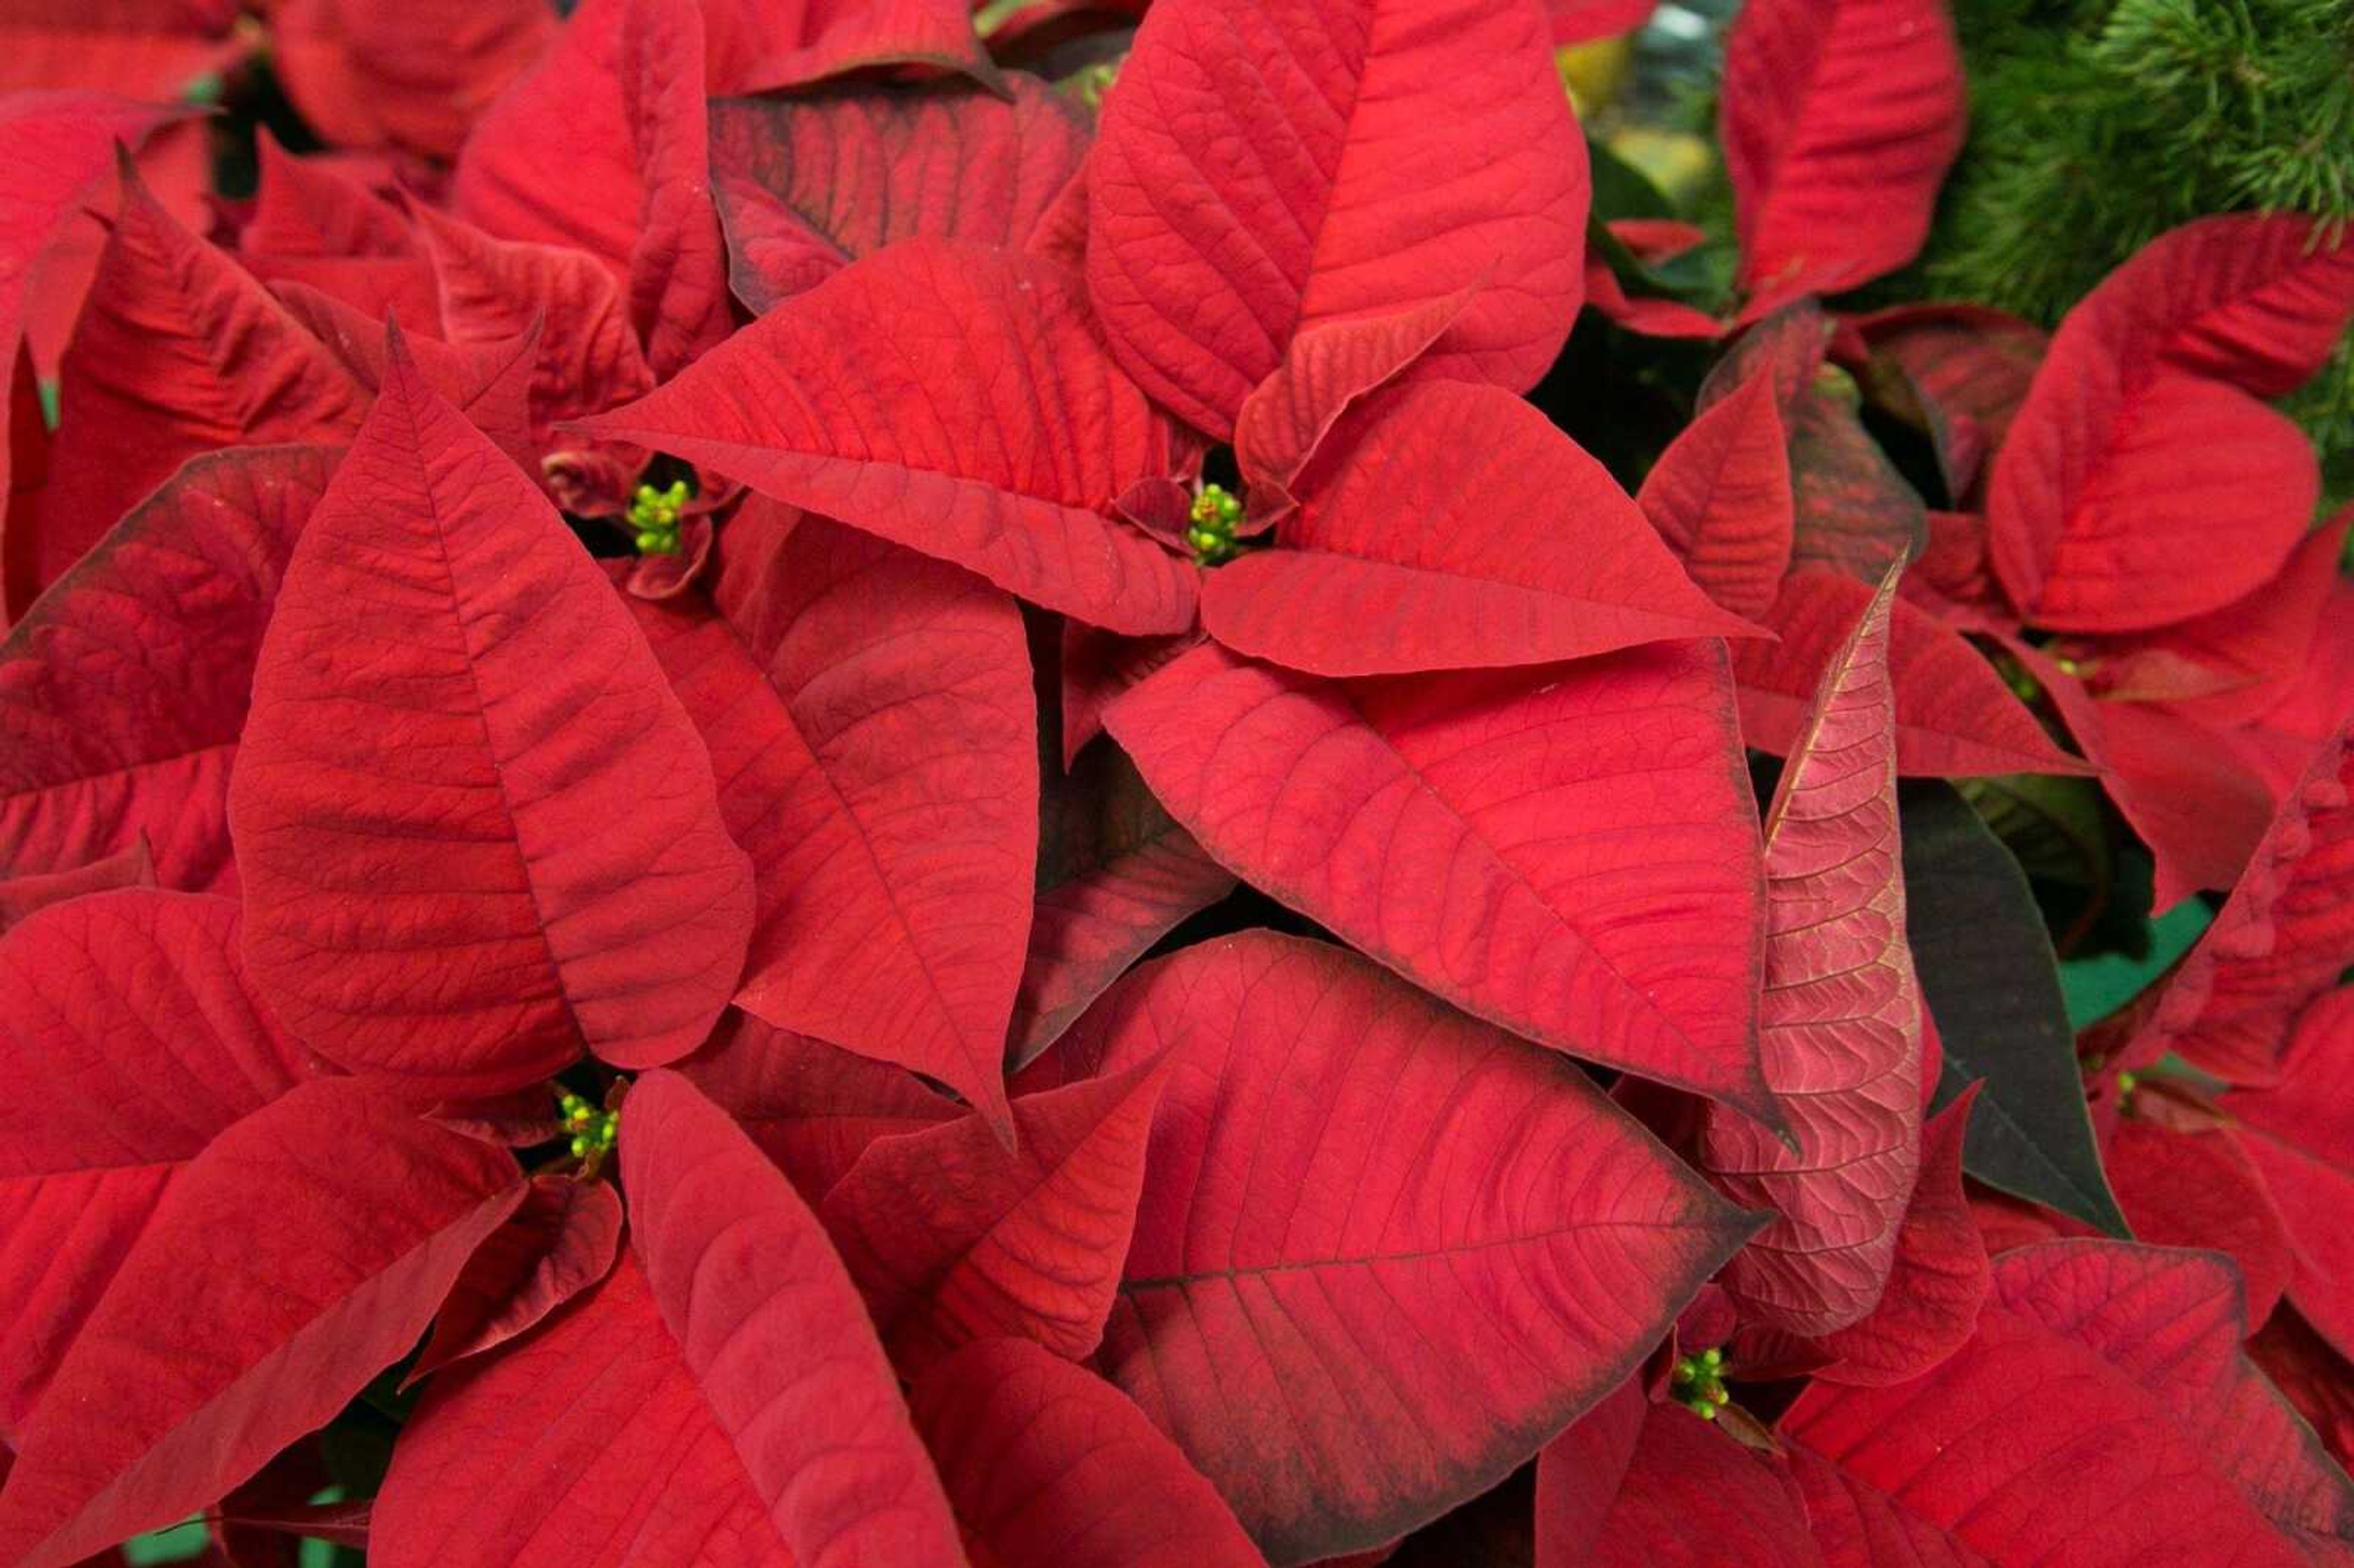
[1637,369,1795,621]
[1022,932,1761,1562]
[911,1338,1267,1568]
[620,501,1035,1138]
[0,891,322,1440]
[375,1070,968,1567]
[1085,0,1588,437]
[406,1172,623,1385]
[1988,215,2354,631]
[581,239,1196,635]
[0,445,333,892]
[0,1078,524,1568]
[229,345,753,1099]
[0,831,152,934]
[1705,569,1923,1338]
[1201,382,1754,676]
[1720,0,1964,301]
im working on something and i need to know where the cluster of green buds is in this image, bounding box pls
[1670,1345,1732,1420]
[557,1087,620,1174]
[629,479,691,556]
[1187,483,1244,566]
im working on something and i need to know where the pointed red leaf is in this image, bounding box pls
[0,833,152,934]
[0,2,242,97]
[1027,932,1762,1561]
[821,1054,1170,1374]
[910,1338,1267,1568]
[242,133,415,263]
[269,0,557,160]
[579,240,1197,634]
[0,1078,524,1568]
[1735,572,2092,778]
[2226,990,2354,1361]
[1989,215,2354,630]
[1060,622,1202,769]
[619,503,1033,1136]
[21,162,365,615]
[1202,382,1755,676]
[679,1008,958,1201]
[229,346,753,1098]
[1720,0,1964,301]
[707,74,1091,310]
[1085,0,1588,437]
[1637,370,1795,620]
[405,1173,623,1386]
[1107,639,1777,1117]
[1705,568,1924,1338]
[0,891,321,1439]
[452,0,731,377]
[1,445,335,892]
[1785,381,1927,579]
[2104,1118,2291,1330]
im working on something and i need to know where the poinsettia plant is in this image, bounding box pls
[2,0,2352,1562]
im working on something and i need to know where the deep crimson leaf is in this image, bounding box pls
[2104,1118,2291,1330]
[1702,298,1836,419]
[1735,572,2092,778]
[452,0,731,377]
[1637,369,1794,620]
[1203,383,1754,677]
[620,501,1034,1137]
[708,75,1091,312]
[1705,569,1924,1337]
[0,1078,523,1567]
[1085,0,1588,438]
[579,240,1198,635]
[910,1338,1267,1568]
[1719,0,1964,300]
[2252,1307,2354,1474]
[0,445,334,892]
[1027,932,1761,1561]
[0,1,241,96]
[679,1008,958,1201]
[21,161,365,616]
[1853,304,2046,504]
[269,0,557,160]
[1107,639,1777,1117]
[1784,381,1927,579]
[241,132,415,263]
[0,892,321,1439]
[229,344,753,1098]
[1988,215,2354,630]
[1534,1378,1821,1567]
[0,832,152,934]
[405,1173,623,1386]
[701,0,1006,97]
[1014,742,1235,1065]
[2226,989,2354,1361]
[821,1055,1170,1374]
[1060,623,1202,770]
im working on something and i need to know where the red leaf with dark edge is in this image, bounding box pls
[1785,381,1927,579]
[1023,932,1762,1562]
[1106,639,1777,1119]
[0,832,151,935]
[1203,383,1756,677]
[679,1008,958,1201]
[2226,989,2354,1361]
[618,501,1034,1138]
[20,161,365,617]
[1786,1239,2354,1566]
[1719,0,1964,302]
[1805,1086,1988,1385]
[1637,370,1794,620]
[0,1078,523,1568]
[1061,623,1203,770]
[1014,742,1235,1067]
[2101,1118,2292,1330]
[1735,572,2092,778]
[1705,568,1924,1338]
[0,891,322,1440]
[0,2,242,97]
[2252,1307,2354,1474]
[577,240,1197,635]
[451,0,731,378]
[269,0,557,160]
[1853,303,2046,504]
[229,343,753,1098]
[701,0,1007,97]
[821,1055,1170,1375]
[708,74,1091,312]
[0,445,334,892]
[910,1338,1267,1568]
[1534,1378,1821,1567]
[1988,215,2354,631]
[1084,0,1588,438]
[2112,715,2354,1081]
[405,1173,623,1387]
[1232,283,1480,517]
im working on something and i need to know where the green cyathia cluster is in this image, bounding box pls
[1931,0,2354,493]
[1670,1345,1732,1420]
[628,479,691,556]
[1187,483,1244,565]
[557,1087,619,1165]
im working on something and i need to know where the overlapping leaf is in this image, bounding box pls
[269,0,555,159]
[1637,370,1795,620]
[2225,989,2354,1361]
[406,1173,624,1385]
[0,1,242,96]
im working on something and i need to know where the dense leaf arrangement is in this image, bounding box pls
[1,0,2352,1563]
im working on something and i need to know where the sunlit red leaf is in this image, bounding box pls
[1637,370,1794,620]
[406,1173,623,1385]
[1086,0,1588,437]
[230,343,753,1098]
